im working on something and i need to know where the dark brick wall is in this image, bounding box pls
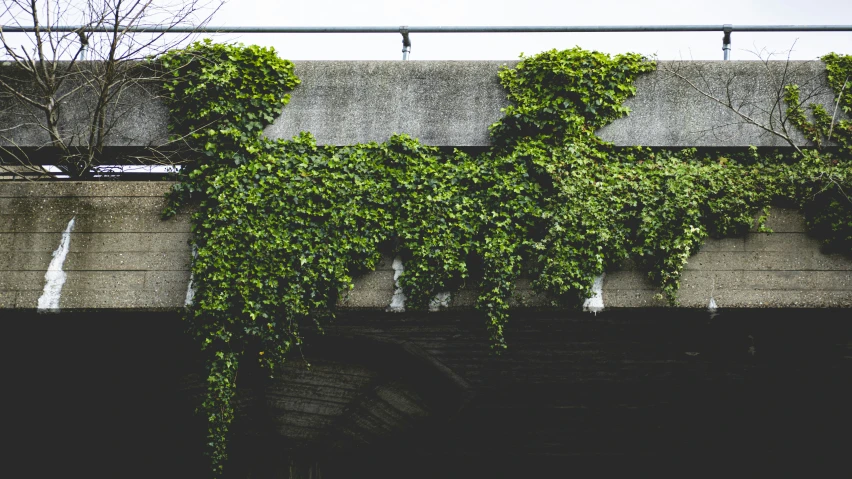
[2,309,850,477]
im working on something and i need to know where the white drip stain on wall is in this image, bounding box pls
[37,217,76,312]
[708,297,718,318]
[387,255,406,312]
[185,246,197,307]
[708,297,718,311]
[582,273,605,315]
[708,277,718,318]
[185,275,196,307]
[429,291,451,312]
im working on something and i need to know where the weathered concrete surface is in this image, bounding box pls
[273,60,843,148]
[0,181,190,310]
[2,181,851,311]
[267,61,511,146]
[0,63,167,148]
[598,60,841,147]
[0,61,845,151]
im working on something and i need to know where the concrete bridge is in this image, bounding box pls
[2,60,851,477]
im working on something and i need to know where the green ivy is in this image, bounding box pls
[784,53,852,251]
[160,43,852,476]
[785,53,852,153]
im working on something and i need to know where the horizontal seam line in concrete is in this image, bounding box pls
[0,194,170,197]
[0,251,190,253]
[636,268,852,271]
[0,269,189,272]
[2,269,846,272]
[609,288,852,290]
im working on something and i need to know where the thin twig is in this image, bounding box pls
[827,76,849,141]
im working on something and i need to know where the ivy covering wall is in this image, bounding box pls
[159,41,852,475]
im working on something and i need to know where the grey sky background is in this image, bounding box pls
[206,0,852,61]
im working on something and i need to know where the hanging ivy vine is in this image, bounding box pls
[160,42,852,475]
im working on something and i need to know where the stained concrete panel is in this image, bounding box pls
[597,61,842,147]
[1,181,851,311]
[0,61,846,150]
[266,61,511,146]
[0,65,168,148]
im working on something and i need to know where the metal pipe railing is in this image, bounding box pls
[2,24,851,60]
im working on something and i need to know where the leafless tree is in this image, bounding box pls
[659,44,841,154]
[662,44,852,208]
[0,0,222,178]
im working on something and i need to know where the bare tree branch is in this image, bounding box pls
[662,61,804,154]
[0,0,223,177]
[827,76,849,141]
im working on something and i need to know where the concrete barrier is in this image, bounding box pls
[2,181,850,311]
[0,60,844,150]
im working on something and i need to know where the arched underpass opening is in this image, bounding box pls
[207,334,475,478]
[1,309,850,477]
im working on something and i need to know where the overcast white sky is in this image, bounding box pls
[0,0,849,61]
[204,0,852,61]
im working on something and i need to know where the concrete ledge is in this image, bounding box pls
[2,181,851,312]
[268,61,510,146]
[0,64,166,149]
[0,61,845,151]
[597,61,841,147]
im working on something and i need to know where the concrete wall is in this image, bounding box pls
[2,181,850,311]
[0,60,844,150]
[0,182,191,310]
[0,65,167,149]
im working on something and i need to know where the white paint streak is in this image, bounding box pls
[387,255,406,312]
[708,297,718,319]
[185,246,197,307]
[708,277,718,318]
[429,291,451,312]
[582,273,605,315]
[37,217,76,312]
[185,275,196,307]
